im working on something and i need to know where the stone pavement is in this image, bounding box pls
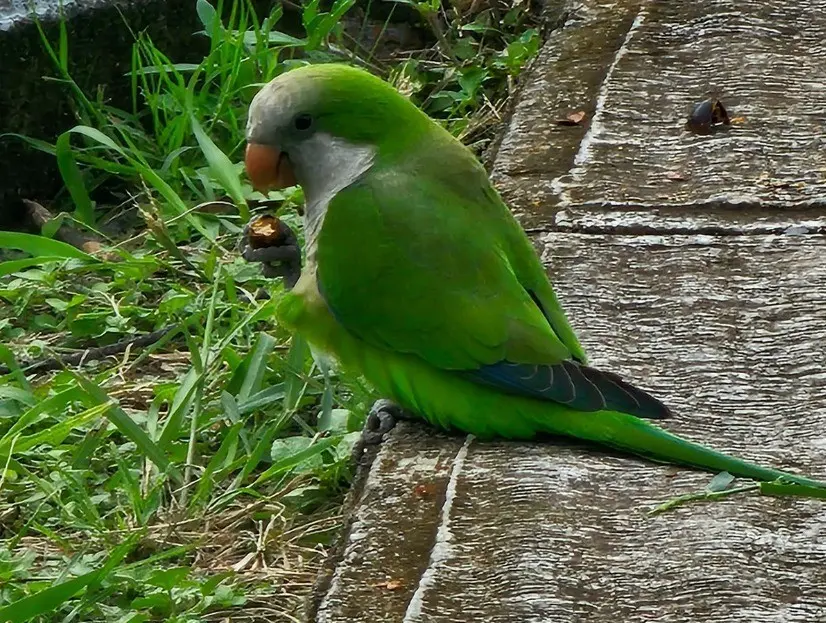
[310,1,826,621]
[0,0,89,30]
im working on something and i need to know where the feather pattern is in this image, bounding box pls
[315,149,672,421]
[466,360,671,419]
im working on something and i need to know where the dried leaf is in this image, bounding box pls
[686,98,731,134]
[555,110,587,126]
[413,483,436,497]
[231,551,257,572]
[81,241,102,253]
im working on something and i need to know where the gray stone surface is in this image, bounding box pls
[315,234,826,623]
[491,0,826,232]
[0,0,93,30]
[311,0,826,620]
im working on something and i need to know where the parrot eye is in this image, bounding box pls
[294,114,313,131]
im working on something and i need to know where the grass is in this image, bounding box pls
[0,0,542,620]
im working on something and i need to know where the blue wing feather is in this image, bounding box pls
[464,360,671,420]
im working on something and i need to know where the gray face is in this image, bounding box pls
[246,72,320,150]
[247,72,377,263]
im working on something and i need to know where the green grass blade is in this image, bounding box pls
[112,441,145,520]
[158,367,199,448]
[318,371,334,430]
[55,132,95,226]
[31,15,101,127]
[190,115,249,220]
[58,17,69,75]
[237,383,286,414]
[73,374,172,472]
[190,421,243,509]
[210,299,279,355]
[0,569,101,623]
[139,167,217,243]
[67,125,126,154]
[221,391,242,424]
[237,332,276,401]
[235,419,285,484]
[283,335,309,412]
[71,423,109,469]
[253,435,337,486]
[0,133,57,155]
[0,533,139,622]
[0,401,111,459]
[197,0,220,32]
[760,481,826,499]
[0,231,94,261]
[66,126,216,242]
[131,62,202,76]
[82,534,141,595]
[0,345,29,390]
[2,386,90,442]
[0,386,36,407]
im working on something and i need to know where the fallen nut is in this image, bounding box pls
[248,215,289,249]
[686,98,731,135]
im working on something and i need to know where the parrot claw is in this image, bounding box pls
[361,399,414,445]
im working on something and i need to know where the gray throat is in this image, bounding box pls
[292,133,376,267]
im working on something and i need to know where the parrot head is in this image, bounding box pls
[245,63,432,197]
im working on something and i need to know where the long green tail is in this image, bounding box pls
[543,410,826,489]
[309,322,826,488]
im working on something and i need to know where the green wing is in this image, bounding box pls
[316,160,572,366]
[316,157,669,418]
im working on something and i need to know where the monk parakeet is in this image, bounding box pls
[241,63,824,489]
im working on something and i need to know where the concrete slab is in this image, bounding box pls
[312,0,826,620]
[314,232,826,623]
[1,0,95,30]
[491,0,826,231]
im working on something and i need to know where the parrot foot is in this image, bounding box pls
[239,219,302,289]
[362,399,415,446]
[351,400,418,466]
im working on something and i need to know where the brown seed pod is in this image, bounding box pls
[686,98,731,135]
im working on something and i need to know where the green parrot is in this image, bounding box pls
[241,63,824,489]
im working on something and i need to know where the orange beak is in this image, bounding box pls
[245,143,297,192]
